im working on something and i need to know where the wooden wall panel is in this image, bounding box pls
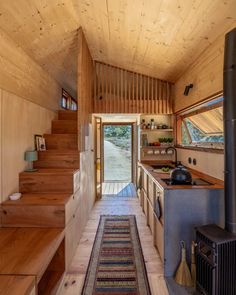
[173,23,236,112]
[77,28,94,151]
[0,29,61,111]
[0,90,56,203]
[94,62,173,114]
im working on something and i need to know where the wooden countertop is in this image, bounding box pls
[0,228,64,283]
[0,275,35,295]
[140,162,224,190]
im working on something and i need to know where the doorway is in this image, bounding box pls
[102,124,133,182]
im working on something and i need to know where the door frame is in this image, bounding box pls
[101,122,135,183]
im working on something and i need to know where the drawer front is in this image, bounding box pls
[148,200,154,234]
[143,191,148,218]
[140,188,145,209]
[65,206,81,269]
[143,171,148,193]
[154,215,164,262]
[65,189,81,225]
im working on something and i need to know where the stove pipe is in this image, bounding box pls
[223,28,236,234]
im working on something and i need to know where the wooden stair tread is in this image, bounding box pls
[20,168,80,175]
[0,275,35,295]
[38,150,79,154]
[2,193,72,206]
[0,228,64,281]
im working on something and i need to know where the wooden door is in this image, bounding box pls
[94,117,102,200]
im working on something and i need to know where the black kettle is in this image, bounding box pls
[170,164,192,184]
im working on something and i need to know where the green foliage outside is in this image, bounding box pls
[104,125,131,151]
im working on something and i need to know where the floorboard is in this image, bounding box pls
[59,194,169,295]
[102,182,137,198]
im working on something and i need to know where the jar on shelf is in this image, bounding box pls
[141,119,146,129]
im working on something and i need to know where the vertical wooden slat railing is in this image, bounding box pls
[94,61,173,114]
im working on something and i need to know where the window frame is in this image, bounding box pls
[175,97,224,153]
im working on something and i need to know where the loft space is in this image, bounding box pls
[0,0,235,98]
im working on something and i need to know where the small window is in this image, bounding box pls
[177,97,224,150]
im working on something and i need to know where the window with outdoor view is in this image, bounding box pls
[178,97,224,150]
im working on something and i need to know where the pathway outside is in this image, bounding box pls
[104,140,131,181]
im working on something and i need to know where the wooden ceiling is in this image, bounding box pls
[0,0,235,98]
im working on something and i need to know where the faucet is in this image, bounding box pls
[165,147,178,166]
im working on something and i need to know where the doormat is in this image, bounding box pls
[82,215,151,295]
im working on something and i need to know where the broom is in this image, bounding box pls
[191,241,196,288]
[175,240,192,287]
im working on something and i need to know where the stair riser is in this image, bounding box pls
[34,160,80,169]
[34,152,80,169]
[52,120,77,134]
[58,111,77,121]
[1,206,65,227]
[19,174,75,194]
[44,134,78,150]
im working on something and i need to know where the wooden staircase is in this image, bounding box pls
[1,110,83,270]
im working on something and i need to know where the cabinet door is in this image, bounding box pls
[148,177,154,206]
[143,171,148,193]
[143,190,149,225]
[148,199,154,234]
[154,215,164,262]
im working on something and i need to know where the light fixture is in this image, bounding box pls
[184,84,193,96]
[24,150,38,172]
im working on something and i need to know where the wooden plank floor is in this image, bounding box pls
[59,197,169,295]
[102,182,137,197]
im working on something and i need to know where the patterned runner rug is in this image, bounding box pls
[82,215,151,295]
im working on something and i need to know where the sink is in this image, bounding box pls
[150,164,174,169]
[150,164,175,174]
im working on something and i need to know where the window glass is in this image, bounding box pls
[179,98,224,149]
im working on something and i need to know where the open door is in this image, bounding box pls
[94,117,102,200]
[132,122,138,185]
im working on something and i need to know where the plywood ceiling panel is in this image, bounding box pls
[0,0,235,97]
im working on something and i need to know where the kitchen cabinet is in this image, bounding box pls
[139,164,224,277]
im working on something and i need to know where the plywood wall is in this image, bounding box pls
[94,62,173,114]
[77,28,95,213]
[0,28,61,111]
[177,148,224,180]
[0,90,57,203]
[77,28,94,151]
[173,23,236,113]
[0,28,61,204]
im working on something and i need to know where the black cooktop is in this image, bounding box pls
[161,178,213,186]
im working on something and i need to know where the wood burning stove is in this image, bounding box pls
[196,225,236,295]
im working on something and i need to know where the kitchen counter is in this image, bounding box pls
[140,161,224,190]
[138,161,224,278]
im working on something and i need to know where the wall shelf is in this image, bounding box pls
[140,129,173,132]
